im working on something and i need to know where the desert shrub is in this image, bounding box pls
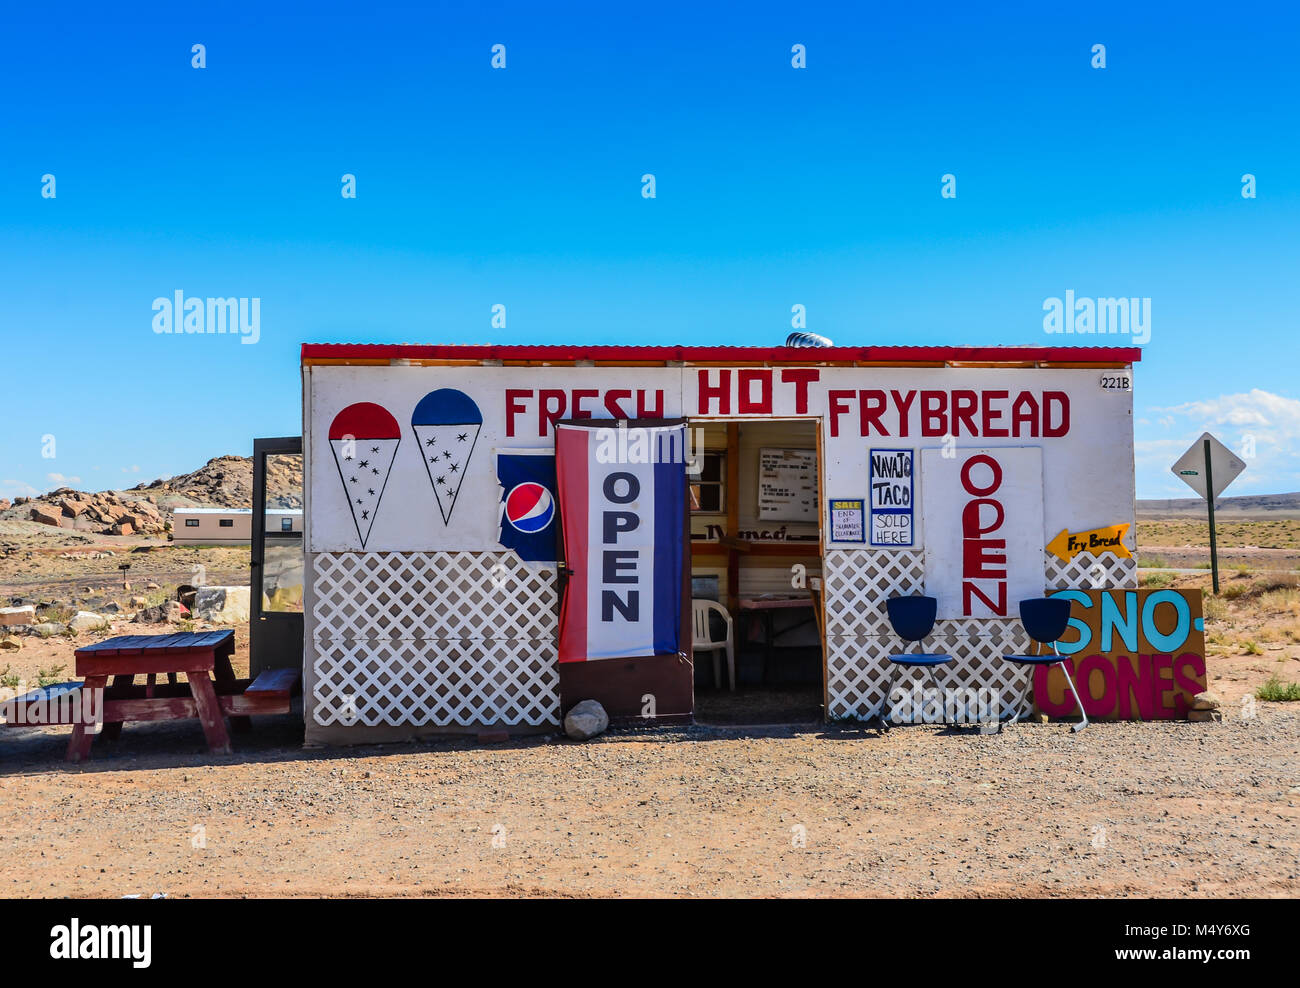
[1258,588,1299,614]
[1252,574,1299,595]
[1244,641,1263,655]
[1139,555,1170,568]
[0,665,20,690]
[36,664,67,687]
[1141,572,1174,588]
[1256,676,1300,702]
[1203,596,1227,622]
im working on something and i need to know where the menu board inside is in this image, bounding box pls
[758,447,817,522]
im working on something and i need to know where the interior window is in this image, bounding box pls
[690,452,725,512]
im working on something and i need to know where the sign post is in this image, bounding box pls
[1170,432,1246,595]
[1203,439,1219,594]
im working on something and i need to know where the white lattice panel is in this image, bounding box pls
[311,638,560,727]
[1045,551,1137,590]
[823,549,924,637]
[826,628,1034,723]
[311,551,557,641]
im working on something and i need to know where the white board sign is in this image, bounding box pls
[869,448,914,546]
[921,447,1045,619]
[1170,432,1246,501]
[757,447,817,522]
[828,498,866,543]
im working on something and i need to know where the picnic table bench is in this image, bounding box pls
[0,631,298,762]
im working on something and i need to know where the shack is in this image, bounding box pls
[299,343,1142,743]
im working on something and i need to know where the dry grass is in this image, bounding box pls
[1141,571,1174,588]
[1138,518,1300,549]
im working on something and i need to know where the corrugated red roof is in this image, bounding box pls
[301,343,1141,364]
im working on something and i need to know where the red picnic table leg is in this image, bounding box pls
[212,644,251,734]
[66,675,107,763]
[189,671,231,755]
[100,674,133,741]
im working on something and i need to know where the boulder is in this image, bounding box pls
[0,637,20,651]
[111,522,135,536]
[58,497,92,518]
[29,506,62,527]
[129,595,148,609]
[0,605,35,627]
[67,611,109,633]
[32,622,67,638]
[193,586,250,625]
[0,498,10,511]
[134,600,187,624]
[1188,709,1223,723]
[564,699,609,741]
[1191,691,1221,711]
[86,505,116,525]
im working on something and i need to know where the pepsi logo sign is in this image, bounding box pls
[505,482,555,533]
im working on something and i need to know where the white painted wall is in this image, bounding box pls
[307,364,1136,560]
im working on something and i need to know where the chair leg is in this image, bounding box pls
[1008,664,1033,726]
[875,665,899,731]
[712,649,722,690]
[1058,660,1090,732]
[926,668,944,725]
[725,639,735,691]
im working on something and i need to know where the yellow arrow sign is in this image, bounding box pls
[1046,524,1132,563]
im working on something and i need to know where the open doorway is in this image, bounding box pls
[689,418,824,725]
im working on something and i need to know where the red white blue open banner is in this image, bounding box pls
[556,422,687,663]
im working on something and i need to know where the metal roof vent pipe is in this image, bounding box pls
[785,331,834,348]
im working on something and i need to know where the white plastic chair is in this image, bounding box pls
[692,599,735,691]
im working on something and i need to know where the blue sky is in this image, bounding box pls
[2,1,1296,500]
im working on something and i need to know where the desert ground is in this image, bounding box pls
[1,489,1297,898]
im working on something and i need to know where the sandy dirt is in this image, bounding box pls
[2,596,1297,899]
[2,710,1296,899]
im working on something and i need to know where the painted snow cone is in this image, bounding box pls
[411,388,483,524]
[329,402,402,547]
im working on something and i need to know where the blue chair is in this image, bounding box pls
[875,596,952,730]
[1003,597,1089,732]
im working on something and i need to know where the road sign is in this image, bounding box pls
[1170,432,1247,595]
[1170,432,1246,501]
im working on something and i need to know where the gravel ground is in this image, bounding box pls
[2,707,1296,898]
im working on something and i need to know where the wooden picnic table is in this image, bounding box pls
[61,630,297,763]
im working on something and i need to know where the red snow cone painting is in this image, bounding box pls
[329,402,401,547]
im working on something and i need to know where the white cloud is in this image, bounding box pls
[0,479,39,500]
[1138,388,1300,495]
[46,472,81,486]
[121,465,140,473]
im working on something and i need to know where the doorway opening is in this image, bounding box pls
[689,418,825,725]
